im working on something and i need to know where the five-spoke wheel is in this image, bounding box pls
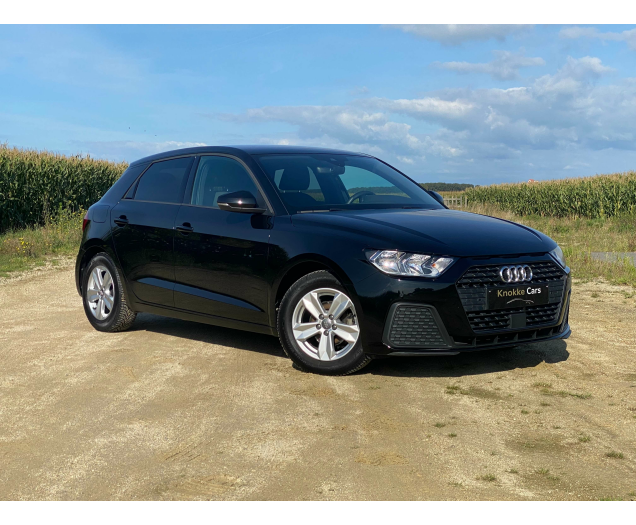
[82,253,136,332]
[278,270,371,375]
[86,265,115,320]
[292,287,360,361]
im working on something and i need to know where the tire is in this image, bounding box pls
[277,270,371,375]
[82,252,137,333]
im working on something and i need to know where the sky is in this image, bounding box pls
[1,24,636,184]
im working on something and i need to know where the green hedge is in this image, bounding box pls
[0,145,127,232]
[465,172,636,219]
[420,182,475,192]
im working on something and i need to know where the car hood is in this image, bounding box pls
[291,208,555,257]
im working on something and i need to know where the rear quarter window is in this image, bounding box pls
[133,157,193,204]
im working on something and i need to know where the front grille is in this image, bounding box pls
[387,305,447,348]
[457,260,563,287]
[457,260,566,333]
[466,303,561,331]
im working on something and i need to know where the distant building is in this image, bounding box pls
[528,179,537,183]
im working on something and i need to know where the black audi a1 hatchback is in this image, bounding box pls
[76,146,571,375]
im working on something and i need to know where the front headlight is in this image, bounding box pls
[549,246,566,268]
[367,250,456,277]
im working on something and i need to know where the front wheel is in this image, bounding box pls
[278,270,371,375]
[82,253,136,332]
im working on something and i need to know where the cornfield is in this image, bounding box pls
[0,145,127,232]
[465,172,636,219]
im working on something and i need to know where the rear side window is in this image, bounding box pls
[190,156,265,209]
[133,157,193,203]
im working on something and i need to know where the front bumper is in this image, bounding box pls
[352,254,572,356]
[387,322,571,356]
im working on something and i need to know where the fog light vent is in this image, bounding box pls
[386,305,448,348]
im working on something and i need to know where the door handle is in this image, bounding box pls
[114,215,129,227]
[176,222,193,234]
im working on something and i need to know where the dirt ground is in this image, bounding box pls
[0,262,634,501]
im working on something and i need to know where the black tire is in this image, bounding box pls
[82,253,137,333]
[277,270,371,375]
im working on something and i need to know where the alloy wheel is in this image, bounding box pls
[86,265,115,321]
[291,287,360,361]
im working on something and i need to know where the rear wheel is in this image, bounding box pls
[82,253,136,332]
[278,270,371,375]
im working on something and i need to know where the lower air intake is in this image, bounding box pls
[386,305,448,348]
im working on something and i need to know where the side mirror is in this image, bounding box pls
[427,190,446,207]
[217,191,266,214]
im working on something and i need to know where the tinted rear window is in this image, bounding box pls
[134,157,193,203]
[100,162,148,203]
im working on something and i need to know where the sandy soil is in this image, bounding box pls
[0,264,634,500]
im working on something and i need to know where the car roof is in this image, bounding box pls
[129,145,373,166]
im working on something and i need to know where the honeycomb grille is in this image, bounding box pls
[387,305,447,348]
[456,260,566,333]
[466,303,561,332]
[458,280,565,313]
[457,260,564,288]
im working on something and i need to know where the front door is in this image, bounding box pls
[173,155,272,326]
[111,156,193,306]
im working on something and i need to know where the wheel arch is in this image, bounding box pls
[269,254,357,331]
[77,241,131,301]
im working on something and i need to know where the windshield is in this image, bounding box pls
[253,154,443,213]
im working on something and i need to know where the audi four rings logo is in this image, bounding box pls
[499,265,533,283]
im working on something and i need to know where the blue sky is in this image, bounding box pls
[1,24,636,184]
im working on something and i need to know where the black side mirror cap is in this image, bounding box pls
[427,190,446,207]
[217,191,266,214]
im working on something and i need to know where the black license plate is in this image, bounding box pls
[487,284,550,310]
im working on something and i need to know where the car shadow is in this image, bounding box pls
[366,340,570,378]
[130,312,284,357]
[130,313,569,377]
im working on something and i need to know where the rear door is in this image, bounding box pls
[111,156,193,306]
[173,155,272,325]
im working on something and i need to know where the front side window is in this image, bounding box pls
[254,154,441,213]
[190,156,265,209]
[134,157,193,203]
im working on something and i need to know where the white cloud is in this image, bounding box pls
[220,104,464,159]
[563,161,590,170]
[224,106,415,152]
[252,134,385,156]
[559,27,598,40]
[361,97,475,120]
[397,156,415,164]
[350,86,369,95]
[560,56,614,78]
[388,24,532,45]
[71,140,207,162]
[533,57,614,97]
[434,50,545,81]
[216,55,636,180]
[560,26,636,51]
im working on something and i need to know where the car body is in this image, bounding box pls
[76,146,571,374]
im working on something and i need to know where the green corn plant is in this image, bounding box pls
[0,145,127,232]
[465,172,636,219]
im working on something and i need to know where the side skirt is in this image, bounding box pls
[134,302,276,336]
